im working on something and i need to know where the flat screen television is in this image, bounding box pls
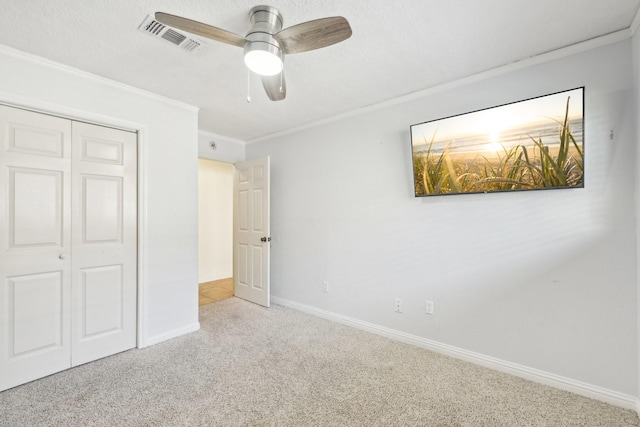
[410,87,584,197]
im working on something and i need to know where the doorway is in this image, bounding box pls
[197,159,234,306]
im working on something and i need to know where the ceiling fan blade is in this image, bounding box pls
[155,12,246,48]
[275,17,352,54]
[261,73,286,101]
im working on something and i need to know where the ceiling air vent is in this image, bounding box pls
[138,15,204,53]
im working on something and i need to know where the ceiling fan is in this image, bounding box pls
[155,6,352,101]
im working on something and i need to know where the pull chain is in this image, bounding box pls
[247,70,251,103]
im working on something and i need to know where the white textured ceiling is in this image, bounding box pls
[0,0,638,142]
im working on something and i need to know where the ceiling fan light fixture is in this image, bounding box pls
[154,5,352,100]
[244,41,283,76]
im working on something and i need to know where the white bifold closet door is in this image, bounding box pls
[0,105,137,391]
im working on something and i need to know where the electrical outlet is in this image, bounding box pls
[395,298,402,313]
[425,300,434,315]
[323,281,329,293]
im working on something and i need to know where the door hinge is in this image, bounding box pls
[260,237,271,242]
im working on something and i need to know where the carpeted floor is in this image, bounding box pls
[1,297,638,426]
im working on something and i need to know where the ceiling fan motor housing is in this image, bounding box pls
[244,6,284,75]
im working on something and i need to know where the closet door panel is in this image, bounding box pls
[0,105,72,391]
[70,121,137,366]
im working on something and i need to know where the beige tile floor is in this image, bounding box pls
[199,277,234,306]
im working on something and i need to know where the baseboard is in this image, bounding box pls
[141,322,200,348]
[272,296,637,411]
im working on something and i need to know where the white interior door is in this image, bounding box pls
[0,105,137,391]
[70,121,137,366]
[0,105,73,390]
[234,157,270,307]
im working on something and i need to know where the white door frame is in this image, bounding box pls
[0,94,149,349]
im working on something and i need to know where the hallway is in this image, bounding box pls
[199,278,234,306]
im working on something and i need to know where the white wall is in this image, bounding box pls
[198,159,234,283]
[633,25,640,412]
[199,129,245,163]
[0,45,200,346]
[247,39,638,400]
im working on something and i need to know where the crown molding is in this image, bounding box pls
[0,43,199,113]
[247,28,631,144]
[198,129,246,146]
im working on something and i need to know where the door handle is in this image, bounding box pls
[260,237,271,242]
[59,253,67,259]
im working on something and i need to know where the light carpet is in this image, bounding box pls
[1,297,638,426]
